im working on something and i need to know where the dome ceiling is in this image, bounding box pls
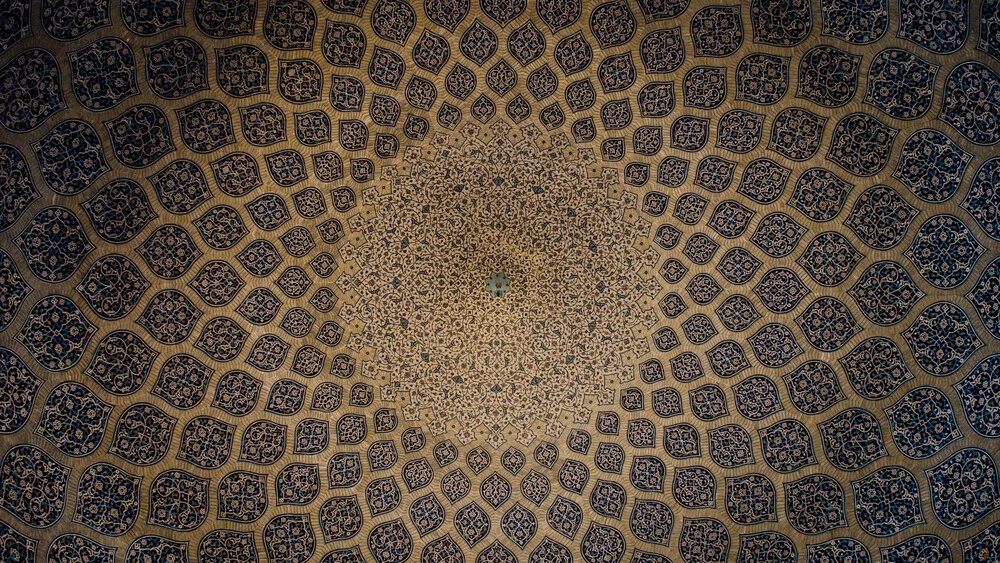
[0,0,999,562]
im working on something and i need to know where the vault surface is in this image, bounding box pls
[0,1,999,563]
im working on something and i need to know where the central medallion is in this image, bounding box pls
[337,123,657,446]
[486,273,510,297]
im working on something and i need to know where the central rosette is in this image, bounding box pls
[338,124,657,446]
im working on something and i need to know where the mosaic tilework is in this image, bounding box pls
[0,1,999,562]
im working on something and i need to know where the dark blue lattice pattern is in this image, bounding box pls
[0,2,997,563]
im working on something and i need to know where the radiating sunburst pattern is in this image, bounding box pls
[0,1,999,563]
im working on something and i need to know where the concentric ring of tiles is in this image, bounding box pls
[0,1,999,563]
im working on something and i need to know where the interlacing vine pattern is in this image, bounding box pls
[338,125,655,447]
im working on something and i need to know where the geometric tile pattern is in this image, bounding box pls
[0,1,998,563]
